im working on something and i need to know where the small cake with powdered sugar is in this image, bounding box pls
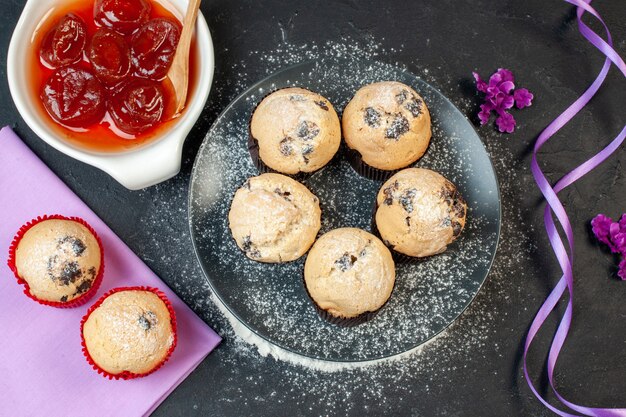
[228,173,321,263]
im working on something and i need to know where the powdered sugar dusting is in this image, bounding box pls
[189,54,499,364]
[136,38,537,413]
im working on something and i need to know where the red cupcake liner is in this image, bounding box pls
[80,286,178,380]
[6,214,105,308]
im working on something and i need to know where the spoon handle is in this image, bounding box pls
[169,0,202,116]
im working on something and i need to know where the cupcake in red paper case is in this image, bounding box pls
[7,215,104,308]
[81,287,177,380]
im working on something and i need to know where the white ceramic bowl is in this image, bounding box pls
[8,0,214,190]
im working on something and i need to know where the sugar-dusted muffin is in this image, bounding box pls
[342,81,431,174]
[228,173,321,263]
[9,216,103,307]
[249,87,341,175]
[375,168,467,258]
[304,228,395,326]
[81,287,177,379]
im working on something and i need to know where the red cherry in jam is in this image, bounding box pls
[108,78,164,135]
[39,14,87,68]
[130,18,181,81]
[88,28,131,85]
[93,0,151,34]
[40,67,106,128]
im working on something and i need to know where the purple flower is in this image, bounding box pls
[614,233,626,256]
[592,214,614,246]
[592,213,626,281]
[473,72,488,93]
[619,214,626,231]
[486,71,515,96]
[496,68,514,82]
[489,90,514,110]
[608,223,622,253]
[478,103,493,125]
[496,112,516,133]
[473,68,533,134]
[514,88,534,109]
[619,259,626,281]
[608,222,626,254]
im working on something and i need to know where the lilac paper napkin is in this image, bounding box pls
[0,127,221,417]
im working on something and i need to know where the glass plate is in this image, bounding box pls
[189,58,501,362]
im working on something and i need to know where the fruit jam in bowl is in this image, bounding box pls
[8,0,213,189]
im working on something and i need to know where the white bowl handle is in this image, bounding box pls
[92,135,185,190]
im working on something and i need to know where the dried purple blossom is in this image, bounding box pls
[611,230,626,255]
[478,103,492,125]
[473,68,533,133]
[619,260,626,281]
[619,214,626,231]
[591,213,626,280]
[591,214,613,246]
[514,88,534,109]
[495,111,516,134]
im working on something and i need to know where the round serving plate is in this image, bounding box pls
[189,58,501,362]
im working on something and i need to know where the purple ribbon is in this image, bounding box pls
[524,0,626,416]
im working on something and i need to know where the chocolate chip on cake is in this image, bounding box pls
[58,235,86,256]
[314,100,329,111]
[302,144,314,164]
[399,189,416,213]
[241,235,262,259]
[74,279,93,295]
[138,311,157,331]
[404,97,422,117]
[452,221,463,237]
[385,114,410,139]
[295,120,320,141]
[395,90,408,104]
[363,107,381,127]
[382,180,399,205]
[279,137,294,156]
[241,235,254,252]
[335,252,358,272]
[274,188,292,201]
[138,315,151,330]
[47,255,83,285]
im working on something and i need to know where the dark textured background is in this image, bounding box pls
[2,0,625,416]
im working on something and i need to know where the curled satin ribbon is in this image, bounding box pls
[523,0,626,416]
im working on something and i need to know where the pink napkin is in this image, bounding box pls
[0,127,221,416]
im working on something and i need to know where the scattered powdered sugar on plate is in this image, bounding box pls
[135,38,538,412]
[189,55,500,365]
